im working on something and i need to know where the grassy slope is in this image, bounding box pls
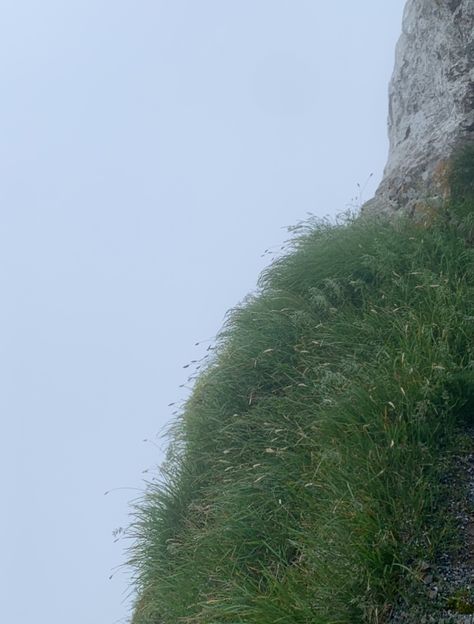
[127,158,474,624]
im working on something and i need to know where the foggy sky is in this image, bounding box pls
[0,2,406,622]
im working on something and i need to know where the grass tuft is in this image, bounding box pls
[126,194,474,623]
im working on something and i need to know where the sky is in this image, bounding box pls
[0,1,406,622]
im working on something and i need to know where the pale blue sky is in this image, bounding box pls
[0,2,405,622]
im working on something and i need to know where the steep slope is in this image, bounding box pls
[126,151,474,623]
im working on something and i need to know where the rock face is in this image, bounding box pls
[363,0,474,216]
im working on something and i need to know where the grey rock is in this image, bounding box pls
[363,0,474,216]
[428,588,439,600]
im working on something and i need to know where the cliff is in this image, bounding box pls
[363,0,474,216]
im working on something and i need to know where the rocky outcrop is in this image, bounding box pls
[363,0,474,216]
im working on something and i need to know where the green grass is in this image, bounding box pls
[126,177,474,623]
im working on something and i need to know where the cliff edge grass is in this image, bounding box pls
[126,149,474,624]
